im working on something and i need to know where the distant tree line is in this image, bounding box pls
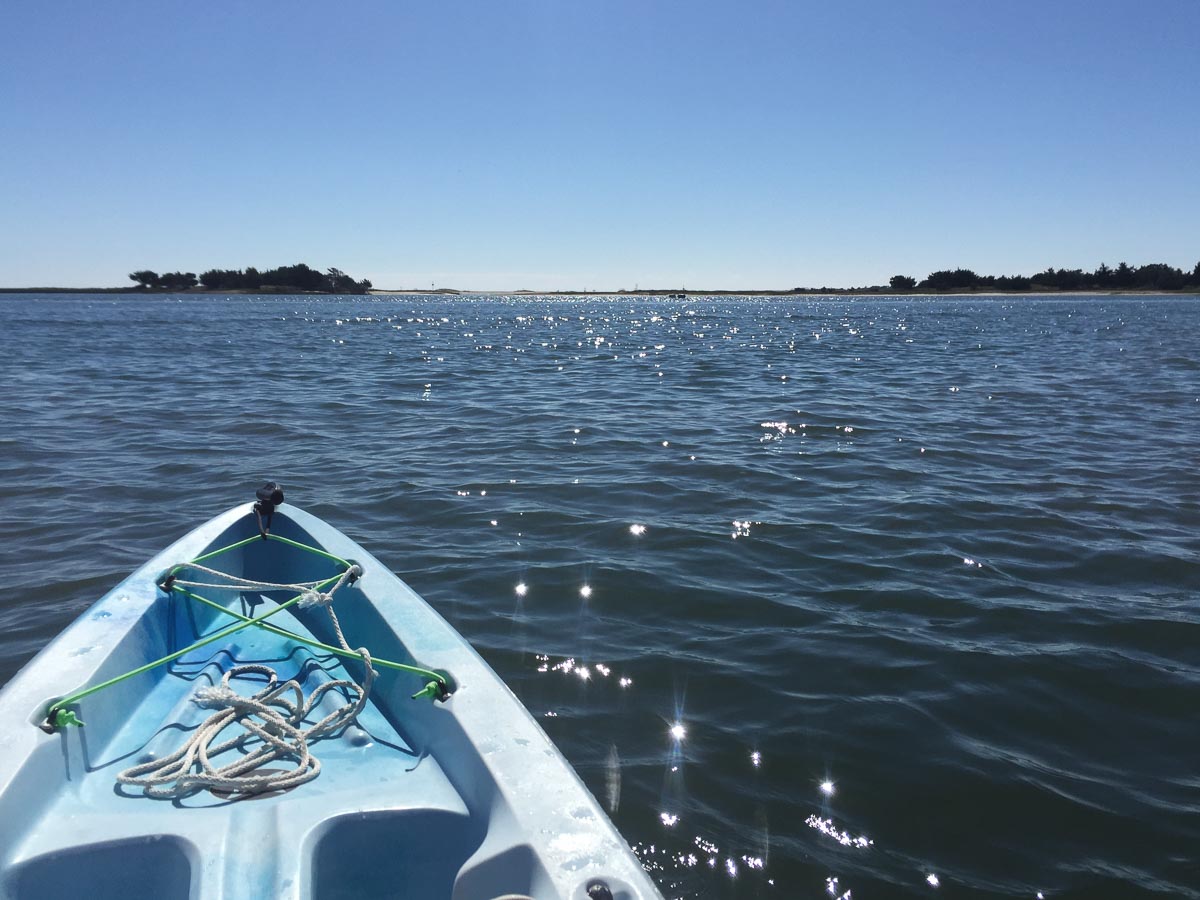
[129,263,372,294]
[886,260,1200,293]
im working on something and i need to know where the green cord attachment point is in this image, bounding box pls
[412,680,449,702]
[46,707,85,731]
[56,708,85,728]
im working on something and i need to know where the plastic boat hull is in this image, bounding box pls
[0,503,662,900]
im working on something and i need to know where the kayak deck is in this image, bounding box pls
[0,504,661,900]
[6,547,475,899]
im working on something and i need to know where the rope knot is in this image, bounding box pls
[357,647,379,680]
[299,590,333,608]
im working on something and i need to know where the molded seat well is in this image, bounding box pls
[2,835,197,900]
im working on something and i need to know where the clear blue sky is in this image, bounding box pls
[2,0,1197,290]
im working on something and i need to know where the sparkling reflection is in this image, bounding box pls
[531,654,633,694]
[806,814,873,849]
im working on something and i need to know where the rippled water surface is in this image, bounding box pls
[1,293,1198,898]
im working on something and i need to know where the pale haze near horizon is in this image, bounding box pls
[1,0,1197,292]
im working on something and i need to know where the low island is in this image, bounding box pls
[126,263,372,294]
[2,259,1198,296]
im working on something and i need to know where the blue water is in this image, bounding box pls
[1,293,1198,898]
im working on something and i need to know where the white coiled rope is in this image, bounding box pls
[118,564,373,798]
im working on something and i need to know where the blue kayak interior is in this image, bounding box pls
[1,514,538,900]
